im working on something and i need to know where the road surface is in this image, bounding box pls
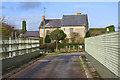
[10,53,86,78]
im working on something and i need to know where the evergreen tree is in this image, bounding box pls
[21,20,26,34]
[85,31,90,38]
[50,29,66,51]
[45,35,51,43]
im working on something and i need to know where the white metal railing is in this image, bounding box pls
[1,36,40,59]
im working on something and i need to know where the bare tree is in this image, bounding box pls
[70,32,80,43]
[0,16,7,23]
[2,22,20,37]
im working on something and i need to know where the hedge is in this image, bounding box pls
[58,43,84,50]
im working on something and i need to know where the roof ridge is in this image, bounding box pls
[63,14,86,16]
[45,19,61,20]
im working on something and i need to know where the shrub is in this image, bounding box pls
[40,43,56,51]
[85,31,90,38]
[61,38,69,43]
[76,37,84,44]
[39,37,43,44]
[45,35,51,43]
[58,43,84,50]
[106,25,115,33]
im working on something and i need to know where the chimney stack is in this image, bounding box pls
[77,12,81,15]
[42,15,45,20]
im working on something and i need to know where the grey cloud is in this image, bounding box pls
[2,6,6,9]
[0,6,6,9]
[19,2,41,10]
[6,15,41,31]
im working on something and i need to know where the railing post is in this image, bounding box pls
[69,45,70,52]
[9,37,12,58]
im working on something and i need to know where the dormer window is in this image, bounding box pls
[46,23,49,26]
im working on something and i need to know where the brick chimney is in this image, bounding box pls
[77,12,81,15]
[42,15,45,20]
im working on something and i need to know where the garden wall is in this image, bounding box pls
[2,51,41,75]
[85,31,120,78]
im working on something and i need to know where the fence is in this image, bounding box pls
[85,31,120,78]
[58,44,84,52]
[1,36,40,59]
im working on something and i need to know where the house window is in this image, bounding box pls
[46,30,50,35]
[70,28,74,34]
[63,28,65,31]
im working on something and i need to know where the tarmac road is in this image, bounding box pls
[10,53,86,78]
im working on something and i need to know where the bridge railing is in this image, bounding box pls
[85,31,120,78]
[1,36,40,59]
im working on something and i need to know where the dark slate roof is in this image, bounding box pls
[39,19,61,28]
[22,31,39,37]
[61,14,88,26]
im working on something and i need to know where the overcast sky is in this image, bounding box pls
[2,2,118,31]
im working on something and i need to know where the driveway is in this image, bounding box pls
[9,53,86,78]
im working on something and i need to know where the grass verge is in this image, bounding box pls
[43,52,66,55]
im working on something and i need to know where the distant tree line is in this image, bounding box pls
[85,25,115,38]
